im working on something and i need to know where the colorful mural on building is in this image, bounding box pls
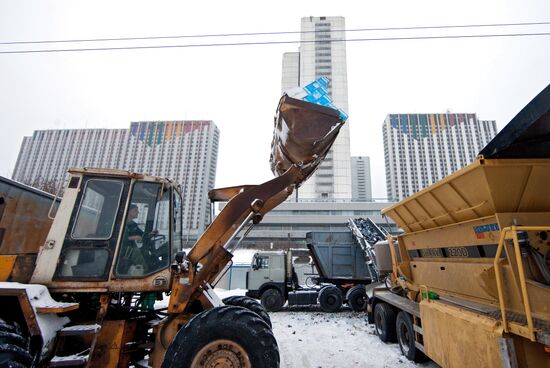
[130,121,211,146]
[389,113,477,139]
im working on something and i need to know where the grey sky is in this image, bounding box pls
[1,0,549,198]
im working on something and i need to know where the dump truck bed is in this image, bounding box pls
[0,176,58,255]
[306,232,371,281]
[382,157,550,233]
[0,177,61,283]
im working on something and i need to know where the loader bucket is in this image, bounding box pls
[270,94,346,183]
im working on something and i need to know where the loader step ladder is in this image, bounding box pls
[49,324,101,367]
[36,302,79,314]
[412,315,425,353]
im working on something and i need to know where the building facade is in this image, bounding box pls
[12,121,220,238]
[383,113,497,201]
[281,16,352,199]
[351,156,372,201]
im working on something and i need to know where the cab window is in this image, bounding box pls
[116,182,171,277]
[253,255,269,269]
[71,179,123,239]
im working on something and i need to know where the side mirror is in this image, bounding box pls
[175,251,186,264]
[252,256,263,270]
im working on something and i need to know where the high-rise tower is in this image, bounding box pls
[383,113,497,201]
[351,156,372,201]
[282,16,351,199]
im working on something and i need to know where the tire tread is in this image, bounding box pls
[162,306,279,368]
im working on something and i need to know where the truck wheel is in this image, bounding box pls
[396,311,425,362]
[318,286,343,313]
[347,285,367,312]
[161,306,279,368]
[260,289,284,312]
[0,320,32,368]
[222,296,272,328]
[373,303,397,342]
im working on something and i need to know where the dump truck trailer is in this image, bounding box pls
[0,177,59,283]
[246,231,374,312]
[368,84,550,367]
[0,92,347,367]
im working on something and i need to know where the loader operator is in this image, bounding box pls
[120,204,153,276]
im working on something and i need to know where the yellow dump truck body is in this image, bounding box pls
[379,84,550,366]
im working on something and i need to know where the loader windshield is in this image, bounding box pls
[71,179,124,239]
[116,181,171,277]
[55,177,128,280]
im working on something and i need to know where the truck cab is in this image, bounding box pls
[246,251,286,300]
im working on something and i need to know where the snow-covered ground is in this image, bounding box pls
[215,289,437,368]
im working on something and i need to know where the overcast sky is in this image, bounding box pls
[1,0,549,198]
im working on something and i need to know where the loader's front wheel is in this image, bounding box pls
[161,306,279,368]
[0,319,32,368]
[191,339,250,367]
[222,296,272,328]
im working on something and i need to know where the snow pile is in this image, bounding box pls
[181,248,255,265]
[214,288,246,299]
[230,249,257,265]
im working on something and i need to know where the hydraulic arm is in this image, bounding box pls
[168,94,347,313]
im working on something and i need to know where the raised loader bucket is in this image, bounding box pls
[270,94,346,184]
[180,91,348,310]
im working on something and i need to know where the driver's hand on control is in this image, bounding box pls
[145,230,159,239]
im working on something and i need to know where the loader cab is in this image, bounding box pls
[31,168,183,291]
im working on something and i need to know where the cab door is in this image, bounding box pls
[114,181,171,278]
[268,254,285,282]
[54,177,129,281]
[248,254,270,290]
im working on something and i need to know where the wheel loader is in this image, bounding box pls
[0,94,346,367]
[369,84,550,367]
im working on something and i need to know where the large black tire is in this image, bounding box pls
[318,286,343,313]
[346,285,368,312]
[396,311,426,362]
[161,306,279,368]
[260,289,284,312]
[222,296,272,328]
[373,302,397,342]
[0,320,32,368]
